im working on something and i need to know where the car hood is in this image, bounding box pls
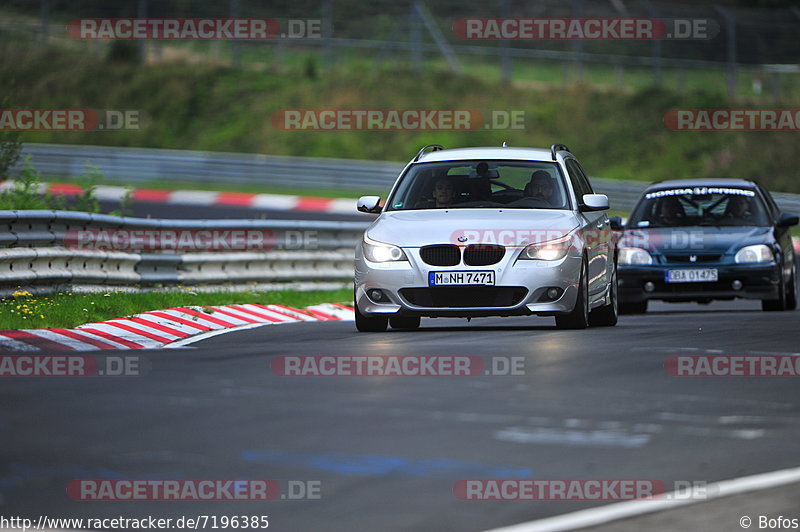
[366,209,580,247]
[620,225,773,254]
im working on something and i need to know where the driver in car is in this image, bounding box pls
[524,170,556,204]
[431,178,457,208]
[655,196,684,226]
[725,196,754,222]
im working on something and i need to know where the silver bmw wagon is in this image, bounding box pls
[354,144,618,332]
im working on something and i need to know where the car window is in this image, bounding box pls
[573,160,595,194]
[628,187,770,228]
[386,160,571,211]
[757,185,780,220]
[565,159,592,202]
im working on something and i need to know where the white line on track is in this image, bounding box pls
[483,466,800,532]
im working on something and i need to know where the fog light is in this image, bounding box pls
[368,289,386,302]
[644,282,655,293]
[547,287,561,300]
[732,280,743,291]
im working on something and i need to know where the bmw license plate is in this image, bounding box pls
[665,268,718,283]
[429,271,495,286]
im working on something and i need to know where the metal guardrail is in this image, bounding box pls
[15,143,800,213]
[15,143,403,192]
[0,210,369,248]
[3,188,799,292]
[0,211,370,292]
[0,247,140,286]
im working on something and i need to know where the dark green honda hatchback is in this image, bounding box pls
[614,179,798,314]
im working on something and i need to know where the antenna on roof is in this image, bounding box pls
[502,141,507,147]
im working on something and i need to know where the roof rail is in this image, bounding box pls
[550,143,570,161]
[414,144,444,162]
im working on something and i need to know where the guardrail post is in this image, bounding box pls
[771,71,780,101]
[714,5,737,99]
[39,0,49,45]
[230,0,241,68]
[409,2,423,74]
[571,0,584,83]
[137,0,148,62]
[322,0,335,71]
[643,0,662,87]
[500,0,512,85]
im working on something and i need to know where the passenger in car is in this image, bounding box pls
[725,196,754,222]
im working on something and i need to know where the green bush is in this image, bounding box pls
[0,157,132,213]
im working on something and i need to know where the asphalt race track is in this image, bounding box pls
[1,299,798,531]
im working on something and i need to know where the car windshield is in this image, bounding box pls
[386,160,570,211]
[628,187,770,228]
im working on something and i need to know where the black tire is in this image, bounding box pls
[389,316,421,330]
[786,262,797,311]
[620,300,648,314]
[355,305,388,332]
[589,263,618,327]
[354,287,389,332]
[762,269,787,312]
[556,260,589,329]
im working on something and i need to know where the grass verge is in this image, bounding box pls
[3,38,800,195]
[0,288,352,330]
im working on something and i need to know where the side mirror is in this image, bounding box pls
[777,212,799,227]
[357,196,382,214]
[580,194,609,212]
[609,216,624,230]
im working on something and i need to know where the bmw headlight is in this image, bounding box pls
[734,244,774,264]
[519,234,571,261]
[362,237,407,263]
[619,247,653,265]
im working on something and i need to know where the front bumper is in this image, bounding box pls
[618,263,780,303]
[355,245,583,318]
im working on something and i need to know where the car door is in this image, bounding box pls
[759,185,795,283]
[565,159,610,297]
